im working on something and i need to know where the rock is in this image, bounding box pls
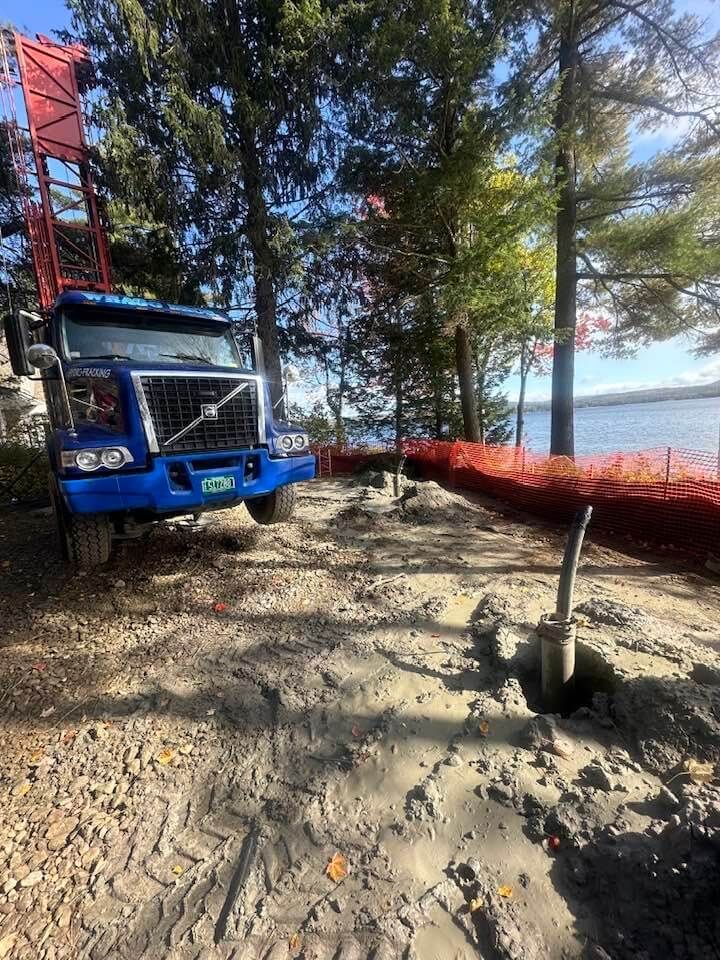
[406,778,445,820]
[488,782,515,807]
[581,763,615,792]
[0,935,16,959]
[54,904,72,929]
[19,870,43,888]
[11,779,31,797]
[586,945,614,960]
[46,816,78,842]
[445,754,463,767]
[521,714,558,748]
[656,786,680,810]
[2,878,17,895]
[14,864,30,882]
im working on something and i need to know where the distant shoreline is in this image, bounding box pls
[524,380,720,412]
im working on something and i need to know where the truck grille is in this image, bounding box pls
[139,375,260,453]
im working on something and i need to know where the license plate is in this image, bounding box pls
[201,475,236,495]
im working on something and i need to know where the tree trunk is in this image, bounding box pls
[335,329,348,443]
[240,138,284,417]
[432,377,444,439]
[475,350,487,445]
[516,340,530,447]
[394,362,403,453]
[455,324,481,442]
[550,6,579,457]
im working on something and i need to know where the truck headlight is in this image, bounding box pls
[61,447,134,472]
[279,435,295,452]
[75,450,101,472]
[293,434,308,450]
[101,447,126,468]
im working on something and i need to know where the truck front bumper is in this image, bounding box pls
[59,449,316,515]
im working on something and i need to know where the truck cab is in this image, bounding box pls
[4,291,315,567]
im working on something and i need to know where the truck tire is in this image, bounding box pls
[49,476,112,567]
[65,513,112,568]
[245,484,297,524]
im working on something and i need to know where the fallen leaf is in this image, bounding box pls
[31,662,46,672]
[478,720,490,737]
[684,759,715,784]
[212,603,228,613]
[29,752,44,765]
[171,865,183,876]
[178,743,193,755]
[468,897,484,913]
[40,707,55,719]
[156,748,176,765]
[62,730,77,744]
[15,782,31,798]
[326,852,348,883]
[289,932,302,953]
[351,725,362,738]
[497,885,513,898]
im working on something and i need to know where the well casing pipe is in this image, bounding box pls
[540,506,593,712]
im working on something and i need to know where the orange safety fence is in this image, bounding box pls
[314,440,720,558]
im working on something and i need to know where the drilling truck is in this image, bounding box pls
[1,31,314,567]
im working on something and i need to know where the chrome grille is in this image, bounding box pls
[138,375,260,453]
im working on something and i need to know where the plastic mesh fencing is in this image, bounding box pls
[315,440,720,558]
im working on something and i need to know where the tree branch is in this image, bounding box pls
[591,85,720,136]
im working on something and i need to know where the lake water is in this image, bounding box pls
[521,396,720,455]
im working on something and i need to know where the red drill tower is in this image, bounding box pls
[0,30,112,311]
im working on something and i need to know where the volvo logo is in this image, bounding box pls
[201,403,219,420]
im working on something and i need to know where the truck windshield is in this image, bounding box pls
[60,307,248,368]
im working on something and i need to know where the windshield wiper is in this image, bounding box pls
[81,354,133,361]
[159,353,213,365]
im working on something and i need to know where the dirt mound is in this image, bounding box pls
[352,468,415,499]
[613,675,720,774]
[399,480,479,523]
[550,785,720,960]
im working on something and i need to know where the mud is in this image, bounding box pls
[0,472,719,959]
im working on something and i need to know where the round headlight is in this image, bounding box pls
[293,434,306,450]
[101,447,125,469]
[76,450,101,472]
[279,435,294,451]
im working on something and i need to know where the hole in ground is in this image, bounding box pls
[517,640,618,718]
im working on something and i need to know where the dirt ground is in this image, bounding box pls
[1,473,720,960]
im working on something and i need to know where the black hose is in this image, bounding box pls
[555,506,593,620]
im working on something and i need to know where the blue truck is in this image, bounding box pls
[3,290,315,568]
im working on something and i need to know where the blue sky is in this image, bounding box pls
[7,0,720,402]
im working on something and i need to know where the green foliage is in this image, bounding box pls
[65,0,349,407]
[510,0,720,345]
[288,400,336,445]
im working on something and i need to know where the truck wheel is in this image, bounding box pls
[49,477,112,567]
[64,513,112,568]
[245,484,297,524]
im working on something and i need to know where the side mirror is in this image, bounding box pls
[26,343,59,371]
[2,311,34,377]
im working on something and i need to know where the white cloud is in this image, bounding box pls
[521,358,720,404]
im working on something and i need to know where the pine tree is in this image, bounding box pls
[511,0,720,456]
[66,0,345,412]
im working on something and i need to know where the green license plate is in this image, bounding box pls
[201,475,236,495]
